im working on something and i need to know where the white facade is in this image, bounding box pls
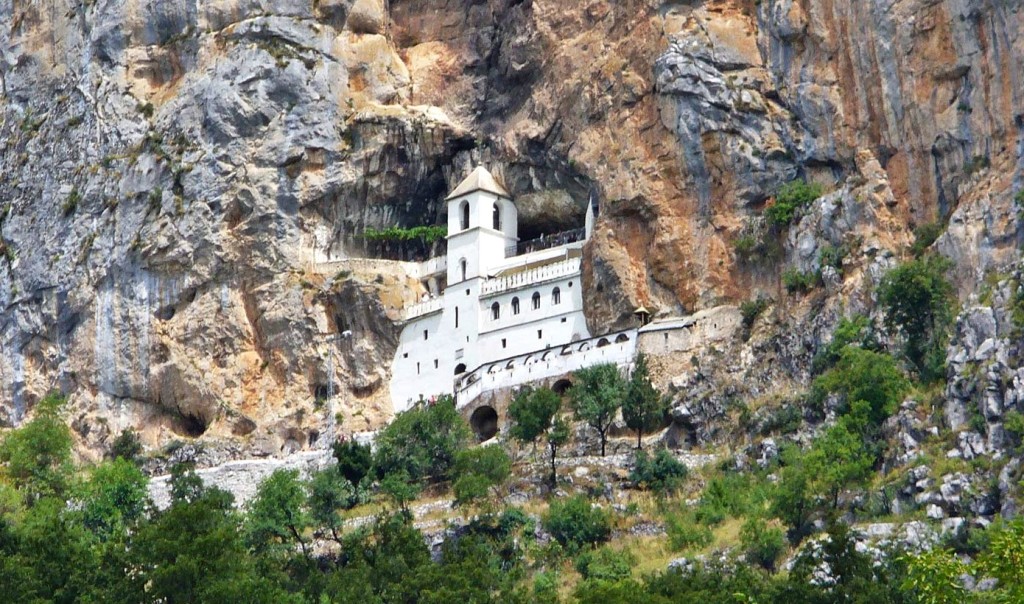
[389,167,593,412]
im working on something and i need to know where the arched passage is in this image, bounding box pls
[552,379,573,395]
[469,406,499,442]
[615,333,630,343]
[454,363,467,375]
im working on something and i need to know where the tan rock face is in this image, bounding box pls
[0,0,1019,460]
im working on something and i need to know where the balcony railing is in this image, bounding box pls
[505,228,586,258]
[404,296,443,320]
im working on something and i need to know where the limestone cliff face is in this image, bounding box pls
[0,0,1020,459]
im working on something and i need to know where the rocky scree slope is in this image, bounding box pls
[0,0,1020,466]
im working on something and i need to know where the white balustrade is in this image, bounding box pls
[480,258,581,296]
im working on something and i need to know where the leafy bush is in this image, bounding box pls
[740,517,786,572]
[665,511,713,551]
[110,428,143,463]
[0,392,73,500]
[811,347,910,426]
[817,243,848,273]
[740,297,769,328]
[629,449,688,495]
[765,179,823,227]
[574,547,636,582]
[810,315,877,375]
[782,268,820,293]
[332,439,373,487]
[543,495,612,552]
[910,222,945,257]
[1004,410,1024,453]
[373,395,470,484]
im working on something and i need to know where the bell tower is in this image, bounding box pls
[445,166,518,285]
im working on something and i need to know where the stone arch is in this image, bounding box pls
[552,379,573,395]
[469,406,499,442]
[615,333,630,343]
[454,363,467,375]
[597,338,611,348]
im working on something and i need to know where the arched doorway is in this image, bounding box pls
[469,406,499,442]
[454,363,467,375]
[552,379,573,396]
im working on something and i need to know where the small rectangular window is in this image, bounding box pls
[423,330,428,341]
[416,362,420,375]
[455,307,459,328]
[537,330,543,339]
[561,317,567,323]
[434,359,439,369]
[502,338,507,348]
[403,353,408,359]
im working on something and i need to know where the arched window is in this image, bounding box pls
[492,203,501,230]
[460,201,470,230]
[459,258,467,282]
[532,292,541,310]
[512,297,520,315]
[552,287,561,305]
[491,302,500,320]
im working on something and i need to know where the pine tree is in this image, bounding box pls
[622,353,665,449]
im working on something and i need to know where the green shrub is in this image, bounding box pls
[740,297,769,328]
[109,428,143,464]
[665,511,713,551]
[332,439,372,487]
[373,395,470,484]
[810,315,877,375]
[765,179,823,227]
[1004,410,1024,453]
[362,225,447,244]
[782,268,820,293]
[817,243,848,272]
[811,347,910,426]
[910,222,945,257]
[739,517,786,572]
[63,188,80,216]
[574,547,636,582]
[629,449,688,495]
[543,495,612,552]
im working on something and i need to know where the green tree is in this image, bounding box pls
[902,548,967,604]
[452,446,512,508]
[373,395,470,484]
[877,254,955,381]
[0,392,73,502]
[307,467,355,543]
[546,417,570,487]
[570,364,627,456]
[976,519,1024,602]
[508,386,561,450]
[76,458,149,542]
[812,347,910,426]
[623,353,666,449]
[332,438,373,488]
[244,469,311,559]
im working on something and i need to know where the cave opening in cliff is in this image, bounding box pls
[469,406,499,442]
[552,378,573,396]
[175,413,208,438]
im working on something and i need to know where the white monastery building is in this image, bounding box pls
[389,166,619,412]
[385,166,747,418]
